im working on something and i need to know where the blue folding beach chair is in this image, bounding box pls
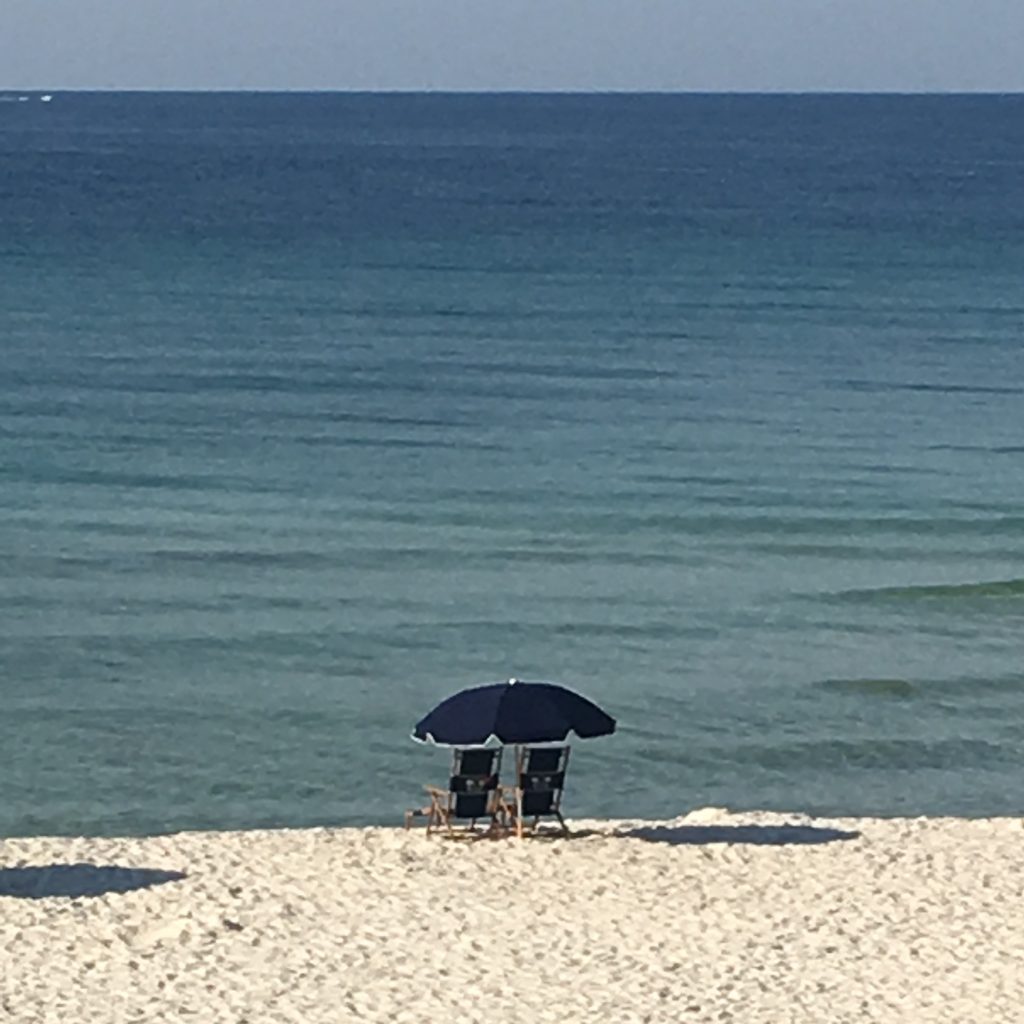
[405,747,504,837]
[504,745,571,838]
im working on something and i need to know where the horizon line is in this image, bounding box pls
[3,87,1024,97]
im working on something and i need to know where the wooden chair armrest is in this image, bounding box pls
[494,788,518,815]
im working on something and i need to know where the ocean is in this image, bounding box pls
[2,92,1023,836]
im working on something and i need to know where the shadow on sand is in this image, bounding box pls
[0,864,187,900]
[619,823,860,847]
[424,823,860,846]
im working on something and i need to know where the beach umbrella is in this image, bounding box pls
[412,678,616,747]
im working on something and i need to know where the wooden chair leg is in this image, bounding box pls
[426,797,444,837]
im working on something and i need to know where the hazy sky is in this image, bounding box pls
[4,0,1023,92]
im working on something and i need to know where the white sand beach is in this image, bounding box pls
[2,808,1022,1023]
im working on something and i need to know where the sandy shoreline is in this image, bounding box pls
[2,808,1022,1022]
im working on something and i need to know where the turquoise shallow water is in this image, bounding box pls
[2,93,1024,835]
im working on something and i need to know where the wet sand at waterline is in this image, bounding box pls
[2,808,1021,1022]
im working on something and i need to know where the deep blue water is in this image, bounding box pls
[2,93,1024,836]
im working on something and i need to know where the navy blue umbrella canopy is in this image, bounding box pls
[413,679,616,746]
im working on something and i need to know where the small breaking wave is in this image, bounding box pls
[736,736,1011,772]
[815,677,917,699]
[834,578,1024,603]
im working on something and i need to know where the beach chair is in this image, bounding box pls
[405,747,504,837]
[505,746,571,839]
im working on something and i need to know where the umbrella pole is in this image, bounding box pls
[514,744,524,840]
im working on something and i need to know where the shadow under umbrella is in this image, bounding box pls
[620,823,860,846]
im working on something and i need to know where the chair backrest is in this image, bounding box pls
[448,747,501,819]
[517,746,570,817]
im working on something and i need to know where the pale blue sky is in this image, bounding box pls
[4,0,1022,92]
